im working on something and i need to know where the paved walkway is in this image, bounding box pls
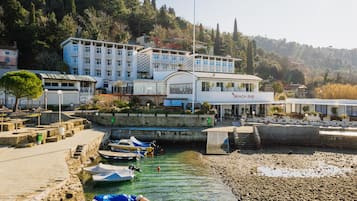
[0,127,106,201]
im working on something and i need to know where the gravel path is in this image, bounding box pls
[204,146,357,201]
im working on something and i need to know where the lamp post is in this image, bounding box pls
[191,0,196,114]
[57,90,64,137]
[57,90,62,126]
[44,89,48,111]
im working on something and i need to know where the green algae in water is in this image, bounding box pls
[84,150,236,201]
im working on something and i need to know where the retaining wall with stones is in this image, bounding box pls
[79,112,215,127]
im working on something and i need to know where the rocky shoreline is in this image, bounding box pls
[204,146,357,201]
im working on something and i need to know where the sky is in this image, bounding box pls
[156,0,357,49]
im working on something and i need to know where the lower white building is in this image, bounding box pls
[0,72,97,109]
[163,71,274,120]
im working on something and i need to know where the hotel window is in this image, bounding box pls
[222,62,227,67]
[216,61,221,67]
[84,47,90,53]
[169,83,192,94]
[127,72,131,78]
[163,55,169,60]
[72,57,77,64]
[117,71,121,77]
[103,81,109,88]
[127,61,131,67]
[210,60,214,66]
[73,45,78,52]
[84,58,90,64]
[62,82,74,87]
[5,51,10,55]
[216,82,223,91]
[127,51,132,56]
[96,59,101,65]
[107,49,112,55]
[153,53,159,60]
[96,47,101,54]
[172,56,177,62]
[117,60,122,66]
[195,59,201,65]
[107,70,111,77]
[163,64,168,71]
[154,63,159,70]
[107,59,112,66]
[203,59,208,65]
[201,82,210,91]
[84,68,90,75]
[180,56,184,61]
[315,105,328,115]
[73,68,78,75]
[347,106,357,116]
[95,69,101,76]
[117,50,122,56]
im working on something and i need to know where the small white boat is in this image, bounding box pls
[98,150,141,161]
[84,163,129,174]
[92,170,134,182]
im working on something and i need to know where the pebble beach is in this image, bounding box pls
[204,146,357,201]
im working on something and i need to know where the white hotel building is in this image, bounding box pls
[61,37,274,117]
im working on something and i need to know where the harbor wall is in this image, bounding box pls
[257,125,320,146]
[78,112,215,127]
[110,127,206,143]
[256,125,357,149]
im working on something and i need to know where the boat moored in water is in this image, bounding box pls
[84,163,140,174]
[108,136,156,156]
[98,150,142,161]
[93,194,150,201]
[92,169,134,182]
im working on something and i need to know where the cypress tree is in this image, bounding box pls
[252,39,256,58]
[151,0,156,10]
[246,40,254,74]
[70,0,76,15]
[214,23,221,55]
[210,28,214,41]
[233,18,238,41]
[198,23,204,41]
[30,2,36,24]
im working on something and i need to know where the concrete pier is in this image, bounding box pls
[0,128,105,200]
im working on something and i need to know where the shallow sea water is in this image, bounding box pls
[83,149,236,201]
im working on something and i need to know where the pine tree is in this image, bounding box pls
[198,23,204,41]
[214,23,221,55]
[233,18,239,41]
[246,40,254,74]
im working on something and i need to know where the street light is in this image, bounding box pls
[57,90,64,137]
[44,89,48,111]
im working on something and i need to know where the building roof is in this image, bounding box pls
[194,54,242,61]
[60,37,144,50]
[285,98,357,106]
[37,73,97,82]
[139,47,190,54]
[165,71,262,81]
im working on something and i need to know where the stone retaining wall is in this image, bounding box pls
[79,112,215,127]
